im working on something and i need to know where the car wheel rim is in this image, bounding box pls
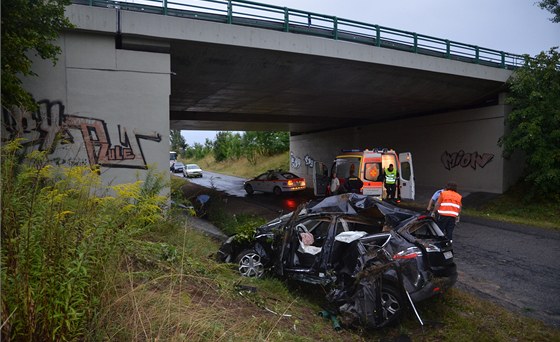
[381,291,400,319]
[238,253,264,278]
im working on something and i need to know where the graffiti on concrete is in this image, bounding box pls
[441,150,494,170]
[2,100,162,169]
[304,154,315,168]
[290,152,302,169]
[2,100,67,152]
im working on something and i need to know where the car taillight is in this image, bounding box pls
[287,180,293,186]
[394,247,422,260]
[301,180,306,186]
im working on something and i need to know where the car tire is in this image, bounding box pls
[379,283,404,326]
[236,249,265,278]
[244,184,254,195]
[273,186,282,196]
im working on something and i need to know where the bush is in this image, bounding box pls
[1,139,168,340]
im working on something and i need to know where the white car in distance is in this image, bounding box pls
[184,164,203,178]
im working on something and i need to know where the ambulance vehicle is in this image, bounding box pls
[313,148,415,200]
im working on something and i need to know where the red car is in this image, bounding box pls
[244,170,306,195]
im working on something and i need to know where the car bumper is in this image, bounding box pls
[186,172,202,177]
[282,186,306,192]
[409,270,458,302]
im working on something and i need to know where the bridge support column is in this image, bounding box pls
[8,31,171,187]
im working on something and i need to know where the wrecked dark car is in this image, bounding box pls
[217,194,457,328]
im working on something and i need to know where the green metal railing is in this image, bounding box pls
[77,0,526,69]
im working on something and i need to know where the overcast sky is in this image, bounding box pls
[181,0,560,145]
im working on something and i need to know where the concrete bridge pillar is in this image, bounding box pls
[5,30,171,186]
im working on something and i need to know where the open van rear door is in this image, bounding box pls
[313,161,329,197]
[399,152,415,200]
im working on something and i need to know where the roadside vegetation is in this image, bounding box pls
[171,131,289,167]
[464,183,560,230]
[185,151,290,179]
[4,140,557,340]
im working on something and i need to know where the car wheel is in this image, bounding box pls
[273,186,282,196]
[236,249,265,278]
[244,184,254,195]
[380,284,404,326]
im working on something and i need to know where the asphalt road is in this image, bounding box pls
[178,170,560,328]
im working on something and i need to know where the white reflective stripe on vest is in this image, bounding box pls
[440,202,461,208]
[438,210,459,216]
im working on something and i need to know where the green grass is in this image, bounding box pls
[100,213,560,341]
[182,151,290,179]
[464,183,560,229]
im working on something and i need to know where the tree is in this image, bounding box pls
[169,130,187,155]
[1,0,73,109]
[213,131,243,162]
[539,0,560,23]
[499,48,560,200]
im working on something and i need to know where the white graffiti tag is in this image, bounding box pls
[290,152,302,169]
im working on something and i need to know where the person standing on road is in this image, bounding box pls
[329,172,340,195]
[383,164,398,201]
[343,166,363,194]
[434,181,462,241]
[427,188,444,216]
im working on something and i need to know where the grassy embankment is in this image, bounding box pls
[103,197,560,341]
[185,151,290,179]
[174,153,560,340]
[4,139,557,340]
[183,152,560,230]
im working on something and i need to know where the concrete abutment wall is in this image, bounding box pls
[290,102,521,194]
[4,30,171,186]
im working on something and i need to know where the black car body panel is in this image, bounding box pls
[217,194,457,328]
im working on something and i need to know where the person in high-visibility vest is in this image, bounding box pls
[383,164,398,201]
[434,181,462,241]
[426,188,444,217]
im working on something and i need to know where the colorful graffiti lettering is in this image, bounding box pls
[441,150,494,170]
[2,100,161,169]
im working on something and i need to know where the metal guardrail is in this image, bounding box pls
[75,0,526,70]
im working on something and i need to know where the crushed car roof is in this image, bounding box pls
[307,194,419,227]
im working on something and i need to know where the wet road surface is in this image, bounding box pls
[183,170,315,212]
[177,171,560,328]
[452,221,560,328]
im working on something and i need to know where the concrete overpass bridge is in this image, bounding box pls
[7,0,525,194]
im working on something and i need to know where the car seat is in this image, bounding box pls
[298,232,322,255]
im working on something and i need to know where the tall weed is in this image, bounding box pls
[1,140,167,340]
